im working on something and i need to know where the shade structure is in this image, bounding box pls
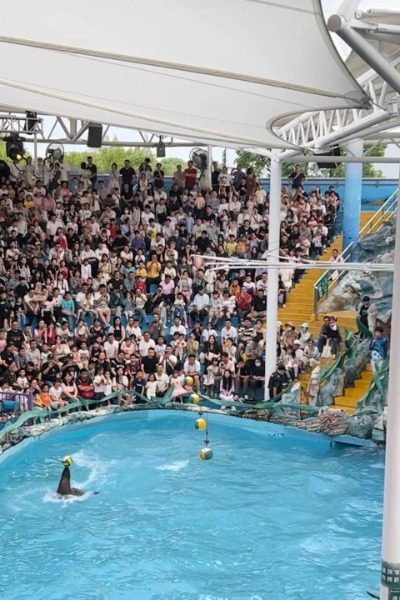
[0,0,368,148]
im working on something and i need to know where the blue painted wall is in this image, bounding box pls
[258,177,397,208]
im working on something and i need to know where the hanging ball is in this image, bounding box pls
[62,455,73,467]
[185,376,194,386]
[190,393,201,405]
[195,417,207,430]
[199,447,213,461]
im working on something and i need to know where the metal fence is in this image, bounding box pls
[313,189,398,317]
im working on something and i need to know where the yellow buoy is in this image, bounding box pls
[191,393,200,405]
[195,417,207,430]
[185,376,194,386]
[199,447,213,461]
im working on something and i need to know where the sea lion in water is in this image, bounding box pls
[57,465,84,497]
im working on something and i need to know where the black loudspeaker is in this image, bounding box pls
[24,111,38,133]
[87,123,103,148]
[315,145,341,169]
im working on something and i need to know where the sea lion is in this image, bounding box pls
[57,465,84,497]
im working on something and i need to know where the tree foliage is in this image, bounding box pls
[235,143,387,179]
[235,150,269,176]
[62,147,186,175]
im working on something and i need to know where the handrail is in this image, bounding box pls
[313,189,398,316]
[0,390,151,445]
[0,384,322,450]
[356,360,389,414]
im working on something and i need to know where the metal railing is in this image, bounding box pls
[313,190,398,316]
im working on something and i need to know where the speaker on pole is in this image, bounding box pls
[314,145,341,169]
[87,123,103,148]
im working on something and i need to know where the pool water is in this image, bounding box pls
[0,411,383,600]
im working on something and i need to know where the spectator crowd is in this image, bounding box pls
[0,154,343,415]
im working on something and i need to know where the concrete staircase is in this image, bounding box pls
[277,213,379,415]
[278,235,343,336]
[333,363,373,414]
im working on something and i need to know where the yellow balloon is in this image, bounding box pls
[191,393,200,405]
[199,447,213,461]
[195,418,207,430]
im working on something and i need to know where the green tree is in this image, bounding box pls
[63,147,186,175]
[236,144,386,179]
[235,150,269,176]
[326,143,386,178]
[159,157,186,176]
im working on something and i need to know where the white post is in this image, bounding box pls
[264,152,281,399]
[33,131,38,164]
[380,168,400,600]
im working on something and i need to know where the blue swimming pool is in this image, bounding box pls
[0,411,383,600]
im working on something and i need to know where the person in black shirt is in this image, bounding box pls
[14,277,29,300]
[133,370,147,397]
[153,164,164,189]
[268,364,290,399]
[86,157,97,190]
[6,320,24,349]
[41,356,62,384]
[0,290,10,328]
[120,160,136,193]
[288,164,306,190]
[358,295,370,334]
[235,359,252,396]
[142,348,158,375]
[0,160,10,180]
[211,162,221,192]
[251,289,267,320]
[196,231,213,253]
[317,316,331,354]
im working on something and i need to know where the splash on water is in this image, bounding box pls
[156,459,189,472]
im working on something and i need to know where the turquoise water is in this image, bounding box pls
[0,411,383,600]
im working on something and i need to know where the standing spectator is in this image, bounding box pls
[86,156,97,190]
[184,160,197,190]
[288,164,306,190]
[120,159,136,193]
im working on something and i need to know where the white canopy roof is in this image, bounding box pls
[0,0,368,148]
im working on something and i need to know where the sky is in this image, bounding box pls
[22,0,400,176]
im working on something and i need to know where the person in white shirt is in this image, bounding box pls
[155,365,169,396]
[126,318,142,341]
[183,354,201,390]
[46,214,64,238]
[139,332,156,357]
[202,323,218,342]
[104,333,119,359]
[170,317,186,337]
[190,287,210,323]
[221,320,238,343]
[141,205,155,227]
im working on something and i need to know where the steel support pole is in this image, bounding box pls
[343,138,363,251]
[264,153,281,399]
[380,169,400,600]
[328,14,400,96]
[208,145,213,191]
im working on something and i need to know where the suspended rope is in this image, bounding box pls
[195,409,213,461]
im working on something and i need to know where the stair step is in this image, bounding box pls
[339,390,365,400]
[334,396,358,407]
